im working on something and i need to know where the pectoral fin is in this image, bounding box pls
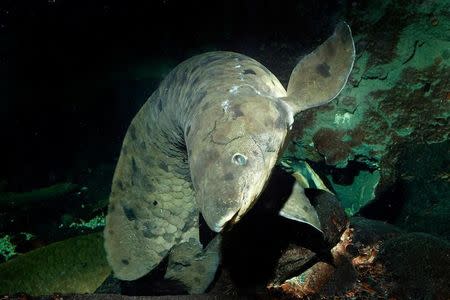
[283,22,355,114]
[164,235,222,294]
[279,182,322,233]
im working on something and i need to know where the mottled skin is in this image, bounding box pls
[104,22,355,283]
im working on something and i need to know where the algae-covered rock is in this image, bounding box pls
[350,216,403,247]
[378,232,450,299]
[283,0,450,216]
[0,232,111,296]
[392,141,450,239]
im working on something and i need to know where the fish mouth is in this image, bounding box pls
[220,209,241,232]
[208,209,240,232]
[209,188,251,232]
[223,182,260,231]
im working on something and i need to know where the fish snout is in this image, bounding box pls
[200,186,245,232]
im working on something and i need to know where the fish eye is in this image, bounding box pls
[232,153,248,166]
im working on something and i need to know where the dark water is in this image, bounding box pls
[1,0,340,192]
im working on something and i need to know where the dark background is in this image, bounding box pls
[0,0,346,191]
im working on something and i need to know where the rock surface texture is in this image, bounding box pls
[284,0,450,221]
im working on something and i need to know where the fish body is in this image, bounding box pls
[104,22,355,283]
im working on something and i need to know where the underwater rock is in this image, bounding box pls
[267,190,353,296]
[269,216,450,299]
[268,227,356,298]
[0,182,79,209]
[350,216,403,247]
[0,180,106,252]
[270,245,317,286]
[311,190,348,246]
[390,141,450,238]
[9,294,248,300]
[0,232,111,296]
[337,218,449,299]
[378,232,450,299]
[284,0,450,216]
[271,261,337,298]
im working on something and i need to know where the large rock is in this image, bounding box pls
[390,141,450,238]
[378,232,450,299]
[283,0,450,219]
[0,232,111,296]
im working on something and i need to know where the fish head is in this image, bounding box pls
[188,91,294,232]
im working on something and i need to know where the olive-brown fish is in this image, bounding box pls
[104,22,355,282]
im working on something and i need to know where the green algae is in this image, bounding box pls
[0,235,17,262]
[69,214,106,230]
